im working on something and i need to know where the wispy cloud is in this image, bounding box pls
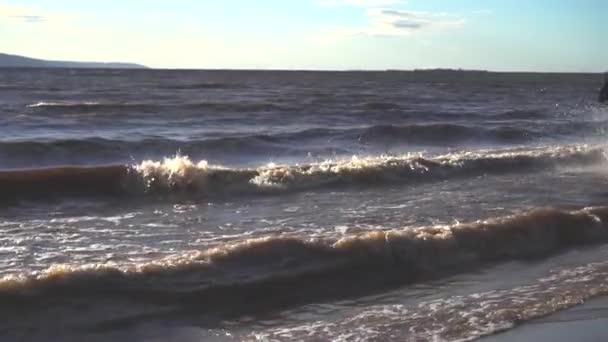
[10,15,46,23]
[363,8,465,36]
[315,8,465,42]
[0,3,51,23]
[315,0,403,7]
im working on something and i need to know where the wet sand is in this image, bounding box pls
[481,296,608,342]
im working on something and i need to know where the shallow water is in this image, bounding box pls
[1,69,607,341]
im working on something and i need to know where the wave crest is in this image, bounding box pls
[2,206,608,324]
[134,145,606,193]
[0,145,604,201]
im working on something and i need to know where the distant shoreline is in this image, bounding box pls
[1,53,603,74]
[1,67,602,77]
[0,52,147,69]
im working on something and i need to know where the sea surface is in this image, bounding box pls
[1,68,607,341]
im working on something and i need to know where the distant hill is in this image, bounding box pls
[0,53,147,69]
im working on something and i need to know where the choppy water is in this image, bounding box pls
[1,68,607,341]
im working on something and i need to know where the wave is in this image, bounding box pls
[360,101,403,110]
[0,123,552,166]
[22,101,561,126]
[0,137,294,168]
[0,145,604,201]
[357,120,608,146]
[26,101,158,114]
[26,100,291,114]
[183,101,291,112]
[0,135,355,169]
[492,109,552,120]
[26,101,102,108]
[2,206,608,326]
[159,82,245,90]
[357,123,540,144]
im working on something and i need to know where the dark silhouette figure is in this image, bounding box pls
[600,72,608,103]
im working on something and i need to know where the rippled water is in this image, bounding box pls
[0,69,607,341]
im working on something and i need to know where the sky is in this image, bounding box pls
[0,0,606,72]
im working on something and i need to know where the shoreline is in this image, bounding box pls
[481,295,608,341]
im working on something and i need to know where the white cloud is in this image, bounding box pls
[10,15,46,23]
[1,3,43,22]
[316,8,465,40]
[316,0,403,7]
[365,8,465,35]
[0,2,65,23]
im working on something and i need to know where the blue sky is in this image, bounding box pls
[1,0,606,71]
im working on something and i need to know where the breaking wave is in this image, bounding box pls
[2,206,608,325]
[0,145,605,201]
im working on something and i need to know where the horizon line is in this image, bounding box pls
[0,66,605,75]
[2,52,605,74]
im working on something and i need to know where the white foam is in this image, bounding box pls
[130,145,607,195]
[26,101,101,108]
